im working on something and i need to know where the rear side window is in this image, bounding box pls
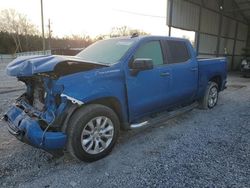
[164,40,190,64]
[134,41,164,66]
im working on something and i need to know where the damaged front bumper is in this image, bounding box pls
[4,103,67,150]
[3,74,71,151]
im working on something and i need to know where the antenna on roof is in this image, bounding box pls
[131,33,139,38]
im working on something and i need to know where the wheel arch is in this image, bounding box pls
[61,96,129,135]
[87,97,125,124]
[209,75,222,91]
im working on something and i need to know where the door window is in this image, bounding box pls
[134,41,164,66]
[164,40,191,64]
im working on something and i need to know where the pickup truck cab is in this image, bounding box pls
[4,35,227,161]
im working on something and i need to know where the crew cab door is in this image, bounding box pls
[162,39,198,105]
[125,40,171,122]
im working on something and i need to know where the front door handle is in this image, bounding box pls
[190,68,198,71]
[160,72,170,77]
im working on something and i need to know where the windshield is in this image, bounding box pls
[76,38,135,65]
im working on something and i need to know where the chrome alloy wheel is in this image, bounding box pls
[208,86,218,108]
[81,116,114,154]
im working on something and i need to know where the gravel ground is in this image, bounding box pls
[0,62,249,188]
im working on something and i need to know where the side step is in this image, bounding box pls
[130,102,199,129]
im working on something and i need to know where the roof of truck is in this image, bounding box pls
[109,35,190,43]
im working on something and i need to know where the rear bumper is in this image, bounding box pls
[4,105,67,150]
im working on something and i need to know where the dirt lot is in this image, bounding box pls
[0,62,249,188]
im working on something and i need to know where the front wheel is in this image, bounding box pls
[67,104,120,162]
[199,82,219,109]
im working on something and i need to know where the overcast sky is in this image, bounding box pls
[0,0,169,38]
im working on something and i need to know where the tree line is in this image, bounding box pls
[0,32,93,54]
[0,9,149,54]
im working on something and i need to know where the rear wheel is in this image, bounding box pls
[199,82,219,109]
[67,104,120,162]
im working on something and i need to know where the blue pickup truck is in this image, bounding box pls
[4,35,227,161]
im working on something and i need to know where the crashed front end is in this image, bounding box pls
[3,55,105,152]
[4,74,70,150]
[3,55,107,151]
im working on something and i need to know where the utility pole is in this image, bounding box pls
[48,19,52,50]
[41,0,45,54]
[167,0,173,36]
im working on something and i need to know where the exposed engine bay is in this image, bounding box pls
[32,83,46,111]
[15,75,66,129]
[15,59,107,116]
[20,77,46,111]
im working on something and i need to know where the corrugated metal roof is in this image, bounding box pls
[232,0,250,22]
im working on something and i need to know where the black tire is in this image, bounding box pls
[199,81,219,109]
[67,104,120,162]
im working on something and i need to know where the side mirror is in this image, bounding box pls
[129,58,153,76]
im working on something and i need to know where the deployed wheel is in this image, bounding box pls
[199,81,219,109]
[67,104,120,162]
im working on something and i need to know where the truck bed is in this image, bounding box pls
[197,57,227,98]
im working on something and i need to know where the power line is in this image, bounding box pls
[113,9,166,19]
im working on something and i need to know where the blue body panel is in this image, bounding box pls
[6,106,67,150]
[197,58,227,98]
[6,55,104,77]
[57,64,128,122]
[4,36,227,151]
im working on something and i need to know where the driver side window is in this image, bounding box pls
[134,41,164,66]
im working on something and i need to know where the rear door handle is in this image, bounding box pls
[190,68,198,71]
[160,72,170,77]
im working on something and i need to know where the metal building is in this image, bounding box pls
[167,0,249,70]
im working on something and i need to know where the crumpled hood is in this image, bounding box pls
[6,55,106,77]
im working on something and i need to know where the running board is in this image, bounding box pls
[130,102,199,129]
